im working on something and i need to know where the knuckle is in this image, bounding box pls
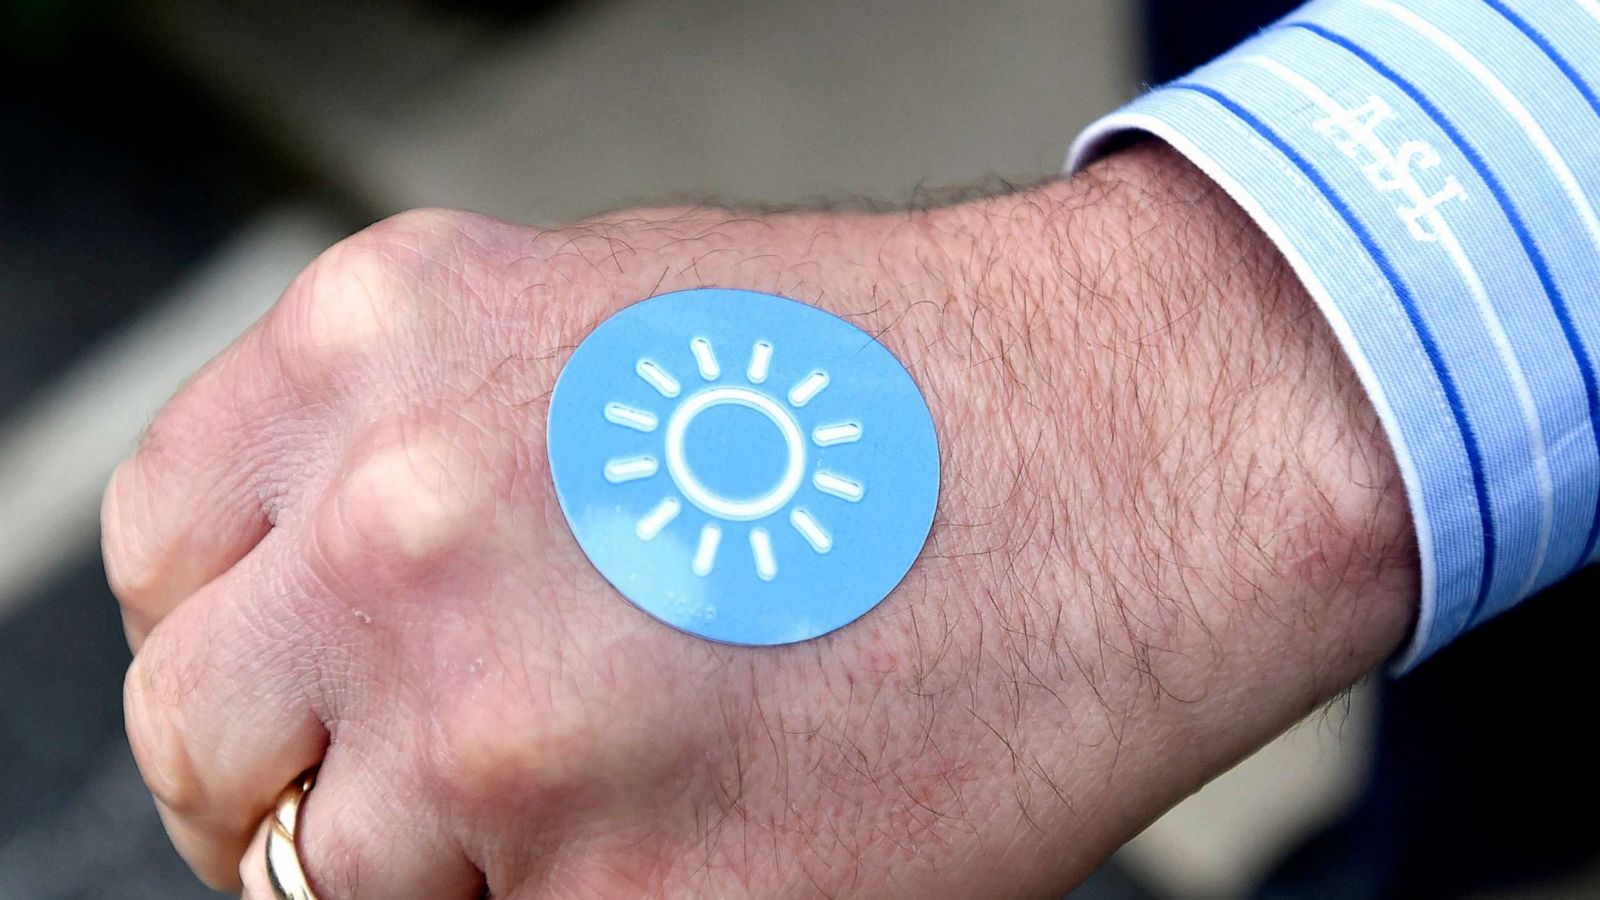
[100,452,187,611]
[101,408,256,618]
[363,206,478,249]
[101,458,155,605]
[124,642,205,814]
[281,242,408,362]
[275,208,490,366]
[311,423,492,579]
[428,690,599,815]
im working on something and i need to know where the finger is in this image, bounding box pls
[102,323,291,648]
[104,221,429,650]
[239,815,276,900]
[295,750,485,900]
[154,796,271,893]
[124,548,328,890]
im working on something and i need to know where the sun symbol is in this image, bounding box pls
[599,337,865,582]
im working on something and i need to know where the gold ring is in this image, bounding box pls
[265,770,321,900]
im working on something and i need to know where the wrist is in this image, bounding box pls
[1062,142,1418,681]
[918,143,1419,854]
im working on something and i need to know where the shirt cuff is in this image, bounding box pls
[1067,0,1600,671]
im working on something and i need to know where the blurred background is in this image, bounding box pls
[1,1,1597,897]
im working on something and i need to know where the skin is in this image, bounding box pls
[104,143,1417,899]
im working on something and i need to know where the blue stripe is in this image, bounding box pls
[1169,81,1498,620]
[1286,21,1600,619]
[1480,0,1600,121]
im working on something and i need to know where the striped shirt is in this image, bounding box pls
[1069,0,1600,671]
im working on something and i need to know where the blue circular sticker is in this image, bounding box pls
[546,288,939,645]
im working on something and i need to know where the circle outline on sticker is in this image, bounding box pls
[664,385,806,521]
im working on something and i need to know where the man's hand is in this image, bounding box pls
[104,143,1417,898]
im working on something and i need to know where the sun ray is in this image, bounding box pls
[604,402,658,432]
[787,370,828,407]
[813,470,864,502]
[789,508,832,553]
[811,421,861,447]
[747,341,773,383]
[636,359,681,397]
[749,527,777,580]
[692,523,722,576]
[604,455,659,483]
[690,337,720,380]
[636,497,681,540]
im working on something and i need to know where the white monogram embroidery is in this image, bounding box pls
[1314,94,1465,242]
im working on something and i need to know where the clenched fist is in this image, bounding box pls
[104,144,1415,899]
